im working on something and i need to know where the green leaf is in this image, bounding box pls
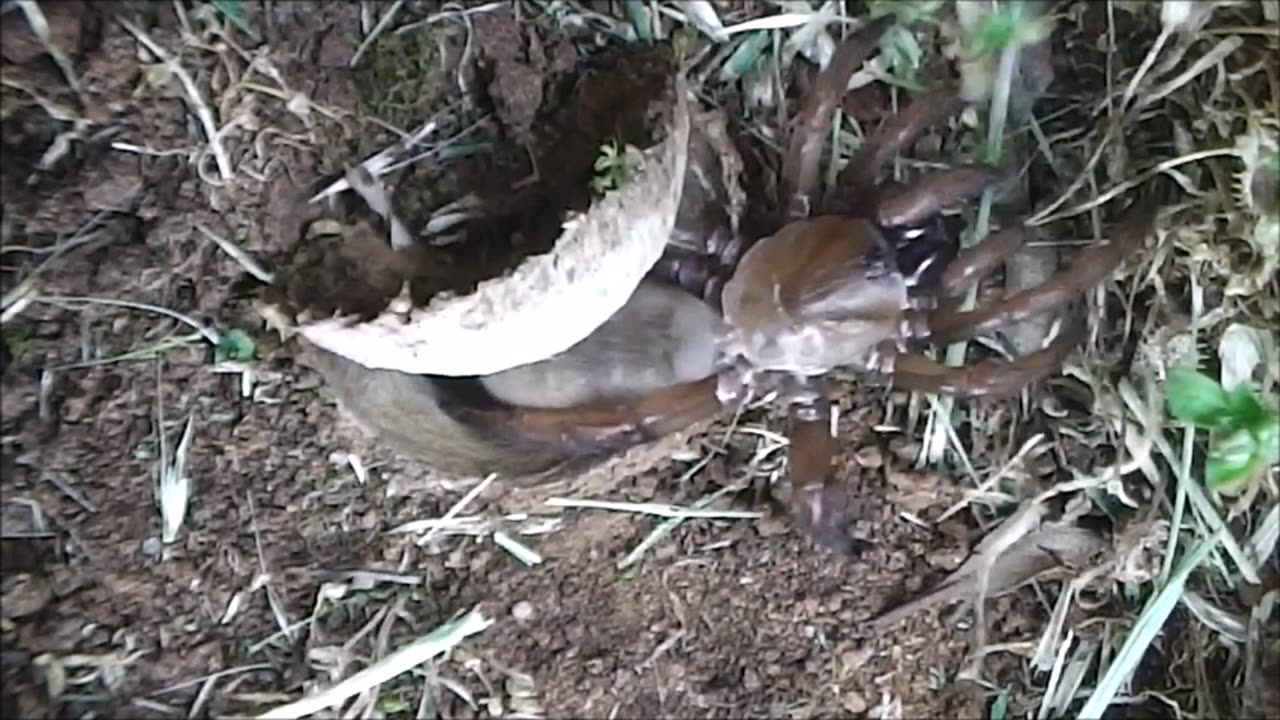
[1165,366,1232,428]
[719,31,769,83]
[879,24,925,89]
[1087,488,1136,523]
[4,333,32,360]
[962,2,1053,57]
[376,694,411,714]
[967,12,1017,56]
[670,26,698,61]
[1263,146,1280,176]
[1205,428,1263,493]
[591,141,630,196]
[1254,414,1280,465]
[210,0,258,40]
[211,0,243,21]
[982,140,1004,166]
[594,145,620,172]
[214,329,257,362]
[1224,383,1270,428]
[989,688,1010,720]
[623,0,652,43]
[869,0,945,24]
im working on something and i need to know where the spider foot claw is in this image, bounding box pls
[715,359,754,405]
[905,293,938,311]
[866,341,899,375]
[787,194,812,221]
[793,483,864,556]
[898,310,931,340]
[778,375,824,409]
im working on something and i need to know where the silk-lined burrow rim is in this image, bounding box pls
[270,52,692,377]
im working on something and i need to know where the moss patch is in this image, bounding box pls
[351,24,445,138]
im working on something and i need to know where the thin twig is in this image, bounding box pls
[118,18,234,181]
[15,1,82,97]
[32,295,220,345]
[194,223,276,283]
[1028,147,1240,226]
[349,0,405,68]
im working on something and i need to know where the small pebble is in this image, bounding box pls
[755,514,790,538]
[854,445,883,469]
[141,537,163,558]
[888,437,921,461]
[511,600,535,622]
[925,547,966,571]
[1,574,52,618]
[842,690,869,714]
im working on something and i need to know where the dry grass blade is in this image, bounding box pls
[153,361,195,545]
[417,474,497,546]
[493,530,543,566]
[117,18,232,181]
[344,166,414,251]
[14,0,82,96]
[386,515,489,536]
[545,497,761,520]
[349,0,405,68]
[1,211,110,320]
[257,607,494,720]
[674,1,727,42]
[156,414,196,545]
[1180,590,1247,642]
[936,433,1045,523]
[1045,637,1099,718]
[1246,503,1279,568]
[617,482,738,570]
[721,10,849,36]
[1077,531,1226,719]
[1243,588,1279,714]
[308,116,445,203]
[1037,627,1076,720]
[195,223,275,284]
[871,508,1107,629]
[32,295,221,345]
[0,281,37,324]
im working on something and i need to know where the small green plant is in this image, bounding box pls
[4,333,32,361]
[623,0,655,43]
[591,140,630,196]
[869,1,945,89]
[1165,366,1280,494]
[961,0,1053,59]
[988,688,1010,720]
[869,0,946,25]
[375,694,411,714]
[878,24,927,90]
[214,328,257,363]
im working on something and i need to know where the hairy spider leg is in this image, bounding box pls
[884,203,1157,397]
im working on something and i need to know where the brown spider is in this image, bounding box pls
[306,16,1155,554]
[637,15,1155,552]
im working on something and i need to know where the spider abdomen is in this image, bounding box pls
[480,280,726,409]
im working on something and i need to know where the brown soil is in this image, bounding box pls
[1,3,1051,719]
